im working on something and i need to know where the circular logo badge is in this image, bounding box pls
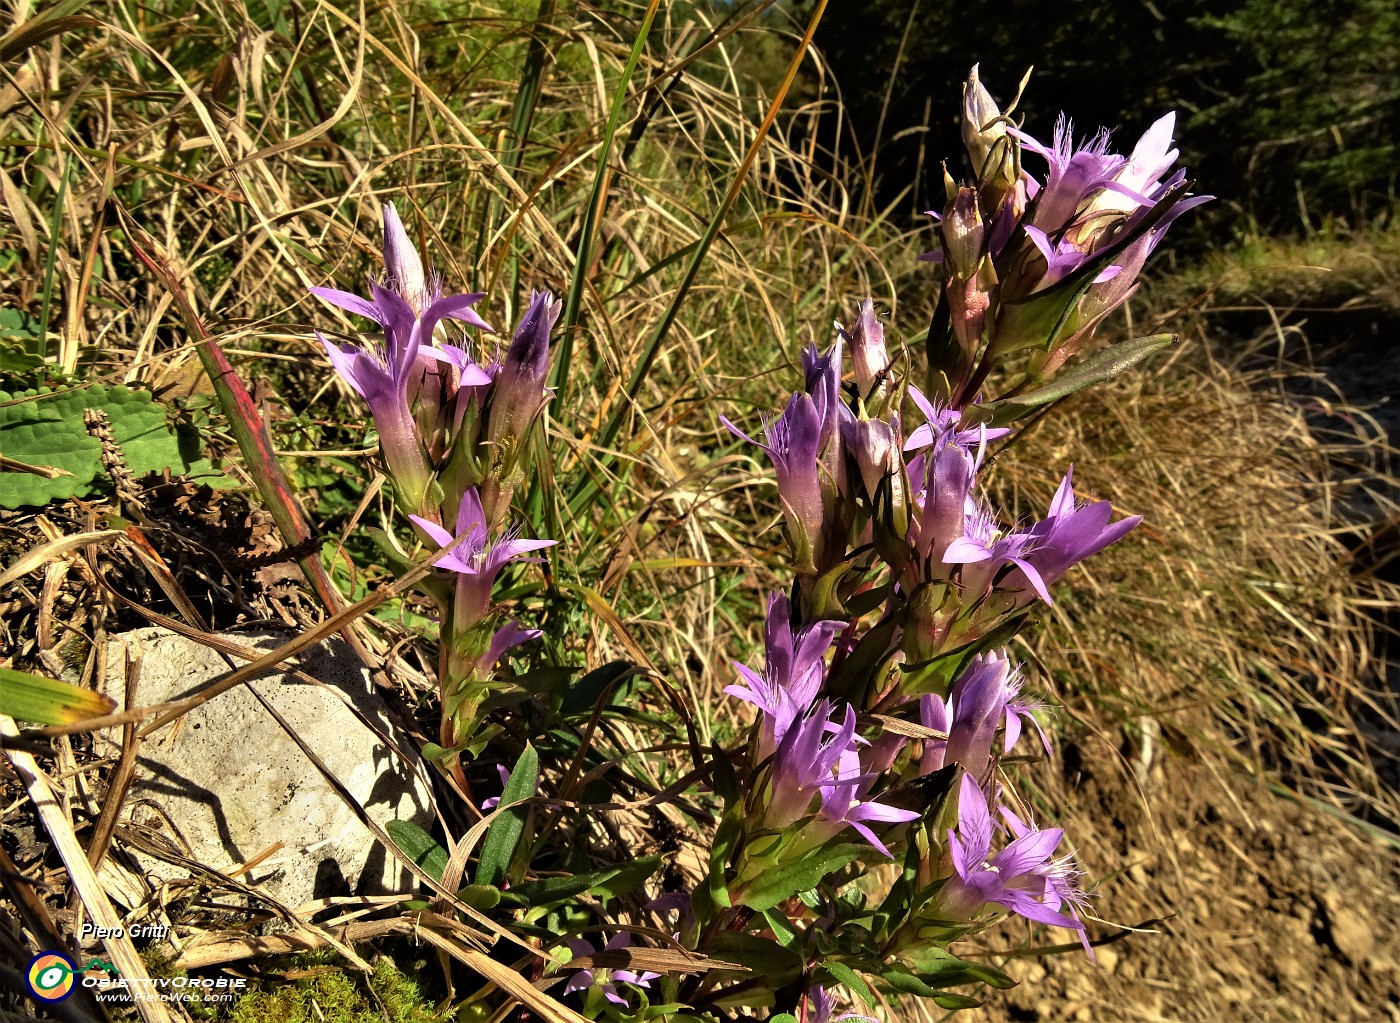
[25,952,77,1002]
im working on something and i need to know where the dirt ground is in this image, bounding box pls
[967,744,1400,1023]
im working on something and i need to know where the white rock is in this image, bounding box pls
[99,627,435,909]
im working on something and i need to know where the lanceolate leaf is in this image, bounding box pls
[735,842,867,912]
[967,333,1176,428]
[475,743,539,887]
[385,819,450,884]
[0,668,115,726]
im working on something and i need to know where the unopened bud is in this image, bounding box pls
[846,300,890,400]
[382,204,428,315]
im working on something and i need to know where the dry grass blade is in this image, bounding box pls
[0,714,175,1023]
[0,529,124,589]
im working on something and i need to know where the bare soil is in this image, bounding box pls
[965,715,1400,1022]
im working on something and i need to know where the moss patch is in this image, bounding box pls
[226,952,451,1023]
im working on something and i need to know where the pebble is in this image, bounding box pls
[1323,897,1375,964]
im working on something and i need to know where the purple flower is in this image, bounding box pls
[380,203,429,314]
[724,393,828,574]
[805,985,879,1023]
[1012,112,1208,295]
[765,700,859,825]
[903,386,1008,454]
[1015,116,1126,241]
[312,209,494,510]
[815,746,920,857]
[485,290,561,455]
[1019,467,1141,591]
[907,441,975,571]
[562,933,660,1007]
[840,300,890,400]
[919,651,1020,779]
[942,501,1052,606]
[485,619,542,668]
[801,336,845,450]
[725,593,845,758]
[942,471,1137,609]
[480,764,512,811]
[407,487,555,624]
[938,774,1089,940]
[762,702,918,858]
[902,389,1011,574]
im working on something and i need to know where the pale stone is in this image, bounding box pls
[98,627,435,909]
[1321,890,1374,965]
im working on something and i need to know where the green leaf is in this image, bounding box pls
[897,945,1015,989]
[560,660,637,717]
[704,931,802,975]
[474,743,539,887]
[770,1016,799,1023]
[934,992,983,1010]
[820,961,874,1004]
[760,908,798,949]
[386,820,449,884]
[879,963,941,998]
[0,385,227,509]
[969,333,1176,428]
[736,843,868,911]
[455,884,501,910]
[0,667,115,725]
[588,854,663,900]
[506,867,620,908]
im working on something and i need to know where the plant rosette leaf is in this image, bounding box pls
[0,384,227,509]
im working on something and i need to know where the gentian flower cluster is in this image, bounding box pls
[694,66,1203,1016]
[311,204,559,772]
[297,66,1202,1022]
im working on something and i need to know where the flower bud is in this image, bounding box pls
[940,188,985,277]
[846,417,898,506]
[486,290,560,454]
[961,65,1019,201]
[381,203,428,315]
[845,300,890,401]
[940,189,993,354]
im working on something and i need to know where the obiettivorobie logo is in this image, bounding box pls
[24,950,246,1005]
[26,952,98,1002]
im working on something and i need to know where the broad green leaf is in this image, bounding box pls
[455,884,501,910]
[934,992,983,1010]
[474,743,539,887]
[588,854,663,900]
[0,385,226,509]
[386,820,449,884]
[897,946,1016,989]
[0,667,115,725]
[505,866,622,907]
[761,908,798,949]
